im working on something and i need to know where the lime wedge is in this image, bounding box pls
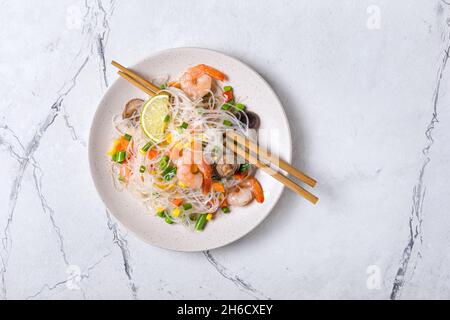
[140,95,170,141]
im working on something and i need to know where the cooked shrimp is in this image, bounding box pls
[177,151,204,190]
[197,158,212,194]
[180,70,212,100]
[180,64,226,100]
[240,177,264,203]
[169,145,183,161]
[227,187,253,207]
[176,141,212,194]
[192,140,212,194]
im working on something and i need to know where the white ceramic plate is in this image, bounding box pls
[89,48,292,251]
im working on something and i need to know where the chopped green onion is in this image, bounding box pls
[239,163,250,173]
[139,165,146,173]
[195,214,208,231]
[221,104,231,111]
[179,122,189,129]
[156,210,166,218]
[223,120,233,127]
[123,133,132,141]
[164,114,171,123]
[235,103,246,111]
[182,203,193,210]
[111,153,118,162]
[160,155,170,170]
[116,151,126,163]
[160,84,167,89]
[189,213,198,221]
[222,207,231,214]
[165,216,174,224]
[142,141,153,152]
[223,86,233,92]
[163,166,177,181]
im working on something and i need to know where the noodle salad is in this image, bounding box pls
[107,64,264,231]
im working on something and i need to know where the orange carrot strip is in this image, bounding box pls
[147,148,158,160]
[171,198,183,206]
[117,137,129,151]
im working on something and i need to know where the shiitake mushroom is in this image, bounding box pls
[215,163,240,179]
[240,110,261,130]
[123,98,144,119]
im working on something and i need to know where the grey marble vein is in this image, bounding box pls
[106,211,138,299]
[96,0,117,89]
[90,1,143,300]
[0,125,71,296]
[0,57,89,299]
[203,251,269,300]
[32,165,70,266]
[62,110,87,146]
[25,279,71,300]
[72,0,140,300]
[390,26,450,299]
[26,251,112,300]
[0,0,117,299]
[0,124,68,298]
[0,125,26,163]
[0,125,26,298]
[61,0,115,141]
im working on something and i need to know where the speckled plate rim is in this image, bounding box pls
[88,47,292,252]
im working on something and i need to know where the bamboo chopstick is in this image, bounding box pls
[117,71,155,96]
[227,131,317,188]
[112,60,161,94]
[226,136,318,205]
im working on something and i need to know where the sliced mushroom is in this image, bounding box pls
[122,98,144,119]
[241,111,261,130]
[215,163,240,178]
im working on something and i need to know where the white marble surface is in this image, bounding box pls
[1,0,450,300]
